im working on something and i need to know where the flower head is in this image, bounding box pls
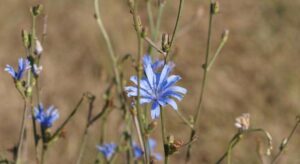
[34,103,59,128]
[125,55,187,119]
[5,58,31,80]
[133,143,143,159]
[234,113,250,131]
[132,138,162,161]
[96,143,117,160]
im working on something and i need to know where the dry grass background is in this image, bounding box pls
[1,0,300,163]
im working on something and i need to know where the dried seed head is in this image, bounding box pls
[166,135,184,155]
[234,113,250,131]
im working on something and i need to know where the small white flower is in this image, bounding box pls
[234,113,250,131]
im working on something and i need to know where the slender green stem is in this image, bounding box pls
[144,37,166,55]
[271,119,300,164]
[160,106,168,164]
[40,144,46,164]
[207,30,229,71]
[216,133,241,164]
[129,0,149,163]
[175,110,193,129]
[185,2,214,162]
[154,2,166,42]
[49,95,85,142]
[16,100,27,164]
[76,126,89,164]
[94,0,122,97]
[146,0,155,36]
[165,0,184,61]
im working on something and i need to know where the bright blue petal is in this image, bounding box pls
[158,63,173,87]
[133,143,144,159]
[168,86,187,94]
[140,97,153,104]
[151,101,160,119]
[161,75,182,90]
[97,143,117,160]
[152,60,164,71]
[130,76,138,85]
[4,65,16,78]
[166,98,178,110]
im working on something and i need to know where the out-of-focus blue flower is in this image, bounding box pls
[4,58,31,80]
[97,143,117,160]
[148,138,162,161]
[132,138,162,161]
[125,55,187,119]
[34,103,59,128]
[133,142,143,159]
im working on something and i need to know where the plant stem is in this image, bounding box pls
[175,110,193,129]
[129,0,149,163]
[216,133,241,164]
[76,126,89,164]
[271,118,300,164]
[160,106,168,164]
[154,1,166,41]
[185,2,214,162]
[146,0,155,37]
[94,0,123,98]
[49,95,85,142]
[165,0,185,61]
[16,100,28,164]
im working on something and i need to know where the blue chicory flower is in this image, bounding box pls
[4,58,31,80]
[133,138,162,161]
[96,143,117,160]
[133,143,143,159]
[34,103,59,128]
[125,55,187,119]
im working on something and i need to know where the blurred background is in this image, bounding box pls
[1,0,300,163]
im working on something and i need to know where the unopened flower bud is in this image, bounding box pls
[161,33,170,53]
[147,121,158,133]
[279,138,288,151]
[34,40,43,56]
[141,27,147,38]
[210,1,219,15]
[31,4,43,17]
[25,86,33,97]
[221,29,229,42]
[33,64,43,76]
[21,30,30,49]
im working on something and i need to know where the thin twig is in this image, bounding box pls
[271,117,300,164]
[185,2,215,162]
[15,101,28,164]
[165,0,185,61]
[49,95,85,142]
[160,106,168,164]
